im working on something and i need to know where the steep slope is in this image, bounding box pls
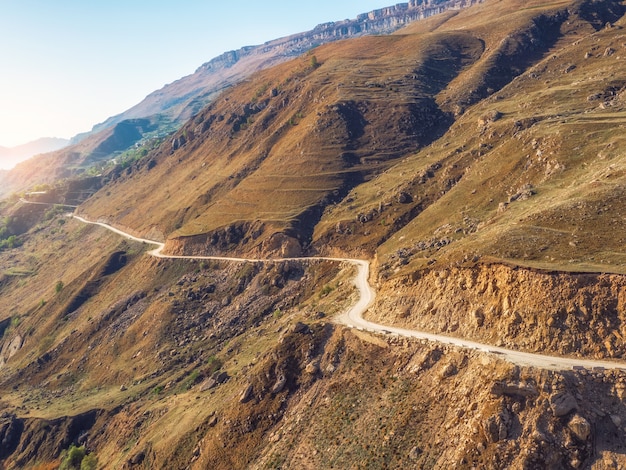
[313,0,626,264]
[79,0,623,262]
[79,29,486,257]
[0,0,481,201]
[301,0,626,360]
[3,0,626,469]
[2,211,626,469]
[85,0,482,138]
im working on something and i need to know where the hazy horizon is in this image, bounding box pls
[0,0,392,150]
[0,137,70,171]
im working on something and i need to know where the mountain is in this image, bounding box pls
[77,0,482,141]
[0,118,168,199]
[0,137,69,170]
[0,0,480,200]
[2,0,626,468]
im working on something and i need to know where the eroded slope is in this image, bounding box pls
[2,0,626,468]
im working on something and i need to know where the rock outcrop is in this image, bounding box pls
[550,391,578,417]
[375,264,626,358]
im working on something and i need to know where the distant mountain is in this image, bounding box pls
[0,0,481,199]
[0,137,70,170]
[76,0,481,142]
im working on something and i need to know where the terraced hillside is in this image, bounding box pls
[2,0,626,468]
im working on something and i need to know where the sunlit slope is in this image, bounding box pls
[80,31,484,255]
[81,0,625,268]
[315,1,626,273]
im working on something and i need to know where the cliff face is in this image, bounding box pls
[91,0,483,133]
[372,264,626,357]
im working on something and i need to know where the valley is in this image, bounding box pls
[2,0,626,468]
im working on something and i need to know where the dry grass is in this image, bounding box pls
[78,22,486,252]
[309,0,626,275]
[3,1,626,466]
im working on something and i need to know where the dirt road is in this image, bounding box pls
[71,214,626,371]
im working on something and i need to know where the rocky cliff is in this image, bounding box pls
[89,0,483,135]
[372,264,626,358]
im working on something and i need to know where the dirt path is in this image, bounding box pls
[71,214,626,371]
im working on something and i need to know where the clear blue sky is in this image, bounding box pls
[0,0,392,148]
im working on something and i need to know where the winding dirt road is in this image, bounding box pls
[70,214,626,371]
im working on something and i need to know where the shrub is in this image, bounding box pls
[205,355,223,375]
[80,453,98,470]
[0,235,20,250]
[320,284,334,297]
[59,444,97,470]
[182,369,201,390]
[55,281,64,293]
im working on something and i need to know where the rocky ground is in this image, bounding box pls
[1,0,626,468]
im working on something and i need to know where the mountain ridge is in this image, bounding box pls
[2,0,626,468]
[81,0,482,140]
[0,0,482,200]
[0,137,69,170]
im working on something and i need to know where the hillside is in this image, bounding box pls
[2,0,626,468]
[0,118,169,200]
[79,0,626,265]
[84,0,482,138]
[0,0,480,201]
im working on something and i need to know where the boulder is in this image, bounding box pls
[568,414,591,441]
[397,191,412,204]
[491,381,538,398]
[305,360,320,375]
[440,363,457,379]
[483,410,510,443]
[129,450,145,466]
[1,335,23,363]
[271,374,287,394]
[408,446,422,461]
[200,371,229,391]
[292,322,310,334]
[550,391,578,417]
[240,384,253,403]
[472,308,485,327]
